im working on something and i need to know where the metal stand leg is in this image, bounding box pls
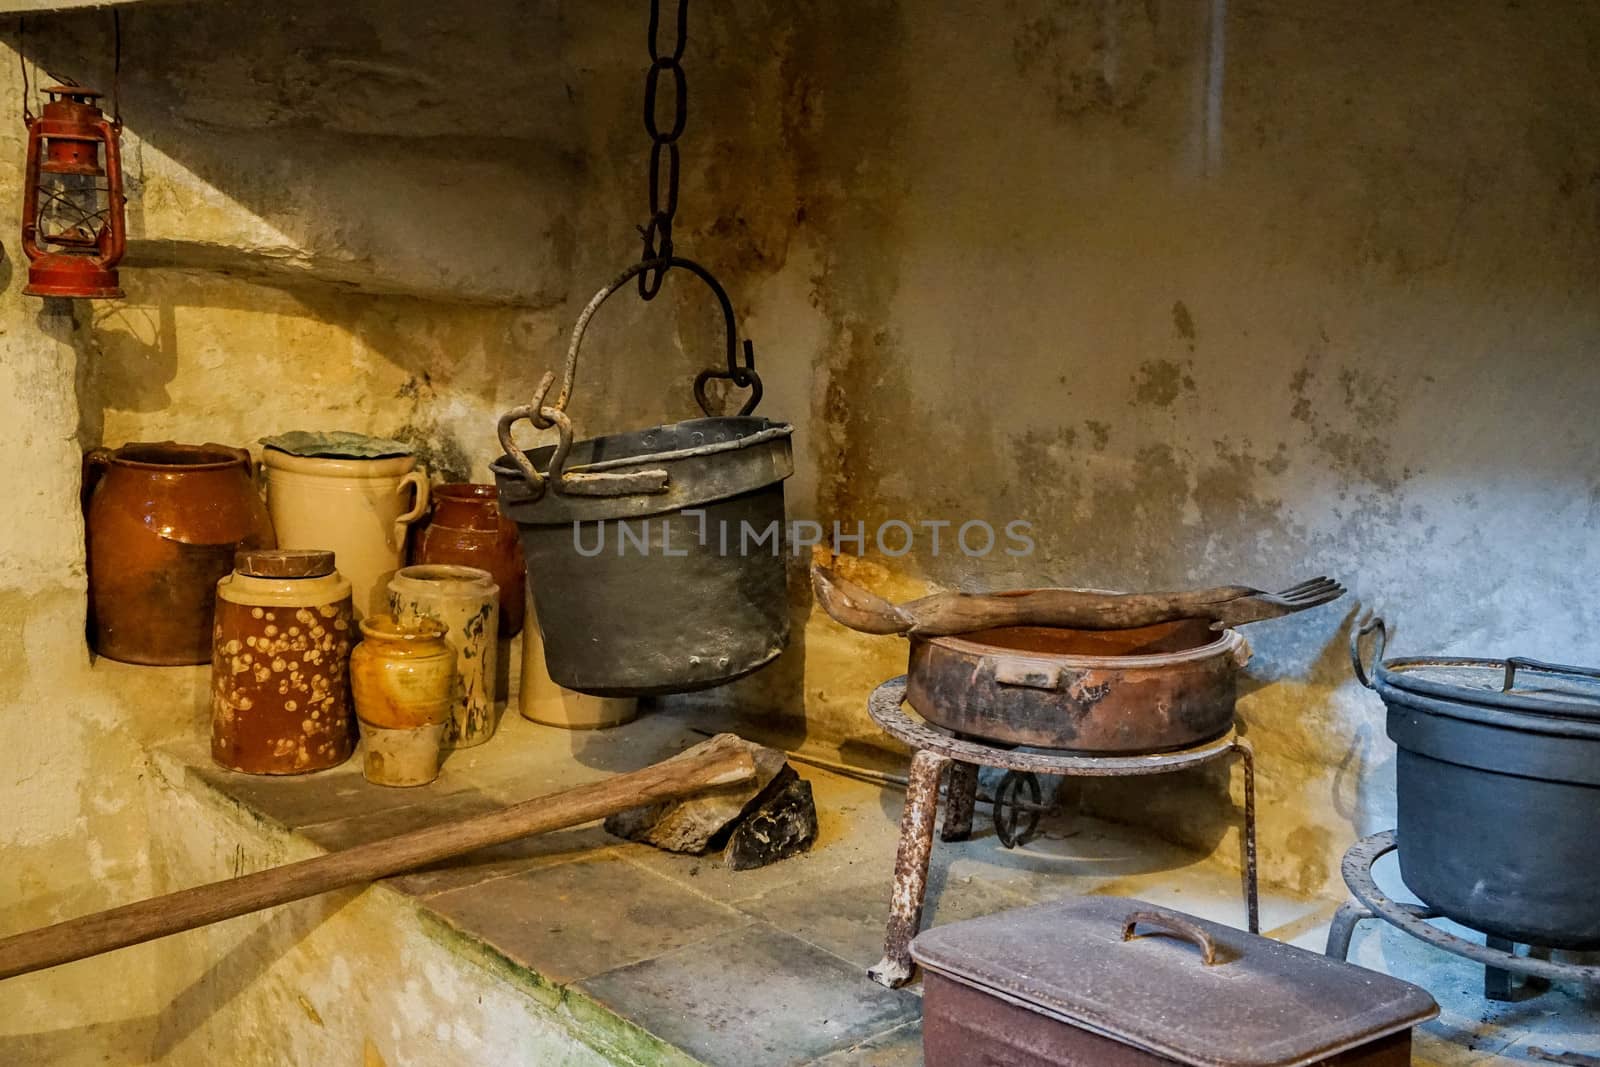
[941,760,979,843]
[869,749,950,988]
[1485,936,1516,1001]
[1326,900,1375,960]
[1234,740,1260,934]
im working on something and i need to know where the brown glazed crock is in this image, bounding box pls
[411,483,526,637]
[84,442,276,665]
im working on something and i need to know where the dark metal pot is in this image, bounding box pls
[907,618,1251,753]
[494,258,794,698]
[492,417,793,697]
[1352,617,1600,949]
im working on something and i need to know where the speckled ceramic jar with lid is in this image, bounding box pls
[388,564,500,748]
[211,548,356,775]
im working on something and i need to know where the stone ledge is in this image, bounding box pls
[148,707,1312,1067]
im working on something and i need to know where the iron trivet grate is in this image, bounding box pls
[865,675,1260,988]
[1326,830,1600,1001]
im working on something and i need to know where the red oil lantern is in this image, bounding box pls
[21,85,126,300]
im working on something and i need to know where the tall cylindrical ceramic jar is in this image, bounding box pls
[388,565,500,748]
[349,614,455,787]
[412,483,527,638]
[259,432,428,620]
[520,586,638,729]
[211,549,355,775]
[85,441,276,665]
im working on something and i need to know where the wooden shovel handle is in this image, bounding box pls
[0,734,757,982]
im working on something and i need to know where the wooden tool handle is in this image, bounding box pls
[0,734,757,982]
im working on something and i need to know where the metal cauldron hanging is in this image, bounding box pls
[492,258,794,697]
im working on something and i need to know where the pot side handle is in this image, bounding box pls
[1350,615,1387,690]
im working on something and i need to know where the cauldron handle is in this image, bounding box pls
[498,256,761,499]
[1350,615,1387,690]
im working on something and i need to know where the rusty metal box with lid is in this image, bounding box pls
[911,896,1437,1066]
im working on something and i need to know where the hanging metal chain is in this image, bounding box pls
[636,0,688,299]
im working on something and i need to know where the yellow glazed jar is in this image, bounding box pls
[349,614,455,729]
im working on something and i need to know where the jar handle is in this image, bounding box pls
[393,469,430,554]
[81,447,113,514]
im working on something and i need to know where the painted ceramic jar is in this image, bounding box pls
[412,483,527,638]
[388,565,500,748]
[85,442,275,666]
[260,441,429,620]
[520,586,638,730]
[211,549,355,775]
[349,614,454,787]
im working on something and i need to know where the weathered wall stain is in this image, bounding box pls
[1131,358,1196,408]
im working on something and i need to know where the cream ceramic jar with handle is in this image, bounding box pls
[260,432,429,619]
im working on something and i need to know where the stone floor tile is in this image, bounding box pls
[742,855,1031,971]
[387,823,618,897]
[294,788,509,851]
[807,1020,922,1066]
[577,923,920,1067]
[428,851,750,986]
[184,749,429,830]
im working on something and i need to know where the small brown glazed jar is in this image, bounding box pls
[85,442,276,665]
[412,483,526,637]
[211,549,356,775]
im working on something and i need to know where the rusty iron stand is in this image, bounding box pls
[865,675,1259,988]
[1326,830,1600,1001]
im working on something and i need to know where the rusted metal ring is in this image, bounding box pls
[1339,830,1600,986]
[992,771,1041,849]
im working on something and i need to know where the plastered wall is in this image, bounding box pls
[1,2,1598,1057]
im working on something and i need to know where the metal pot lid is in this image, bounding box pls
[1379,657,1600,721]
[911,896,1436,1067]
[1352,617,1600,721]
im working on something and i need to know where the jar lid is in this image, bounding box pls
[235,548,336,579]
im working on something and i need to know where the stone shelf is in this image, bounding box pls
[148,706,1320,1066]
